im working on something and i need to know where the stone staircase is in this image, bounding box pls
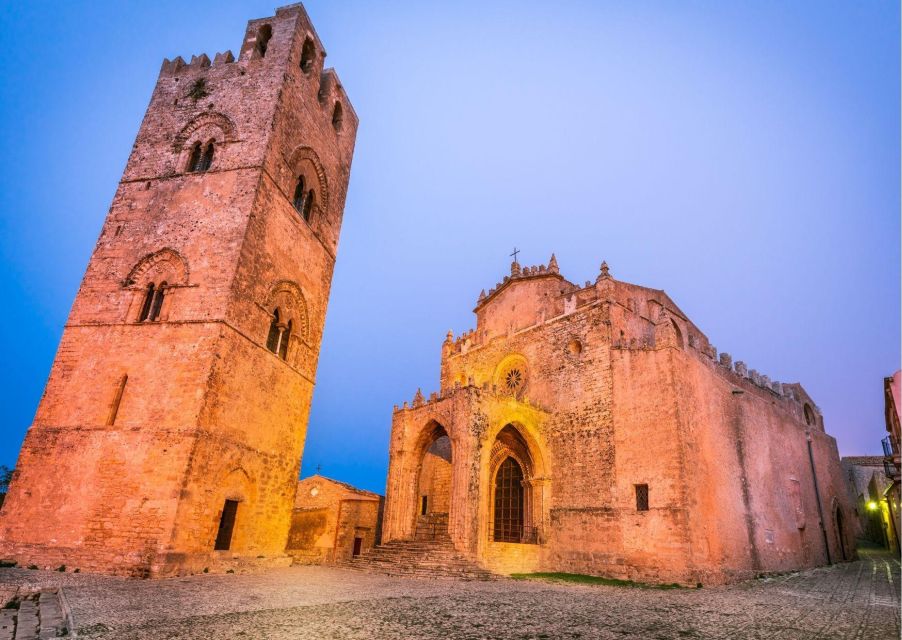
[0,589,70,640]
[340,518,495,581]
[414,513,449,541]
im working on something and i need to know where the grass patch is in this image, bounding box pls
[509,572,686,590]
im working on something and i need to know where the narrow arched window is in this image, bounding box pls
[804,404,815,426]
[197,142,214,172]
[292,176,306,212]
[256,24,273,58]
[279,320,292,360]
[138,283,155,322]
[266,309,281,353]
[187,142,202,172]
[300,37,315,73]
[302,189,314,221]
[331,101,343,131]
[149,282,166,321]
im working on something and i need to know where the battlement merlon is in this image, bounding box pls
[156,3,357,129]
[156,3,357,119]
[160,4,324,76]
[126,3,357,184]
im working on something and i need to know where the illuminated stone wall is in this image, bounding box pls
[384,257,853,585]
[0,3,357,577]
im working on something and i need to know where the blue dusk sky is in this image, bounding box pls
[0,1,898,493]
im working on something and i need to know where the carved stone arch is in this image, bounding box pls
[486,418,548,480]
[412,419,454,461]
[413,419,453,522]
[489,439,533,480]
[172,112,238,152]
[267,280,310,343]
[286,145,330,214]
[228,466,253,483]
[125,248,189,287]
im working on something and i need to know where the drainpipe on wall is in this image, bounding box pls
[806,431,832,565]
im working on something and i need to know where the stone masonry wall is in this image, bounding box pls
[0,4,357,577]
[384,259,852,585]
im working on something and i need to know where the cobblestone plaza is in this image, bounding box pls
[0,547,897,639]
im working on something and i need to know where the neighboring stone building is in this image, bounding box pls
[286,476,383,564]
[382,257,853,585]
[841,456,897,550]
[882,370,901,550]
[0,4,357,576]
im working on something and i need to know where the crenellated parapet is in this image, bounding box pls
[394,377,542,414]
[475,253,569,312]
[154,3,356,146]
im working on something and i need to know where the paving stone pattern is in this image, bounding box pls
[0,548,897,639]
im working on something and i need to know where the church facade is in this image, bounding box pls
[382,257,852,585]
[0,5,357,576]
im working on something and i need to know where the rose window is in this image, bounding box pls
[494,356,529,399]
[505,369,523,393]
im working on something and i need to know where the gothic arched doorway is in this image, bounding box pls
[493,457,524,542]
[487,424,542,544]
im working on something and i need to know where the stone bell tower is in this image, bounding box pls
[0,4,357,576]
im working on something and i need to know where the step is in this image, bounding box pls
[341,538,496,581]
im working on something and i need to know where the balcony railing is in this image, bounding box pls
[883,436,901,480]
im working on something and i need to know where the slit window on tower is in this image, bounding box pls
[138,283,155,322]
[256,24,273,58]
[300,37,315,73]
[635,484,649,511]
[106,374,129,426]
[331,101,343,131]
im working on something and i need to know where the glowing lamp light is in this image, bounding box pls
[866,501,879,511]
